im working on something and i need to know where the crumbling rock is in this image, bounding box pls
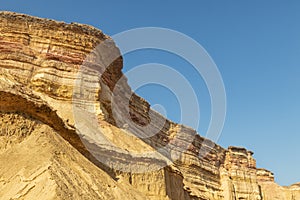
[0,12,298,200]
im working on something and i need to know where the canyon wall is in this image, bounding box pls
[0,12,299,200]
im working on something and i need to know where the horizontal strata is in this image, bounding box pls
[0,11,299,200]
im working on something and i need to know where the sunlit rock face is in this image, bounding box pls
[0,12,298,200]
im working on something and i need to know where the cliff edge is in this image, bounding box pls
[0,12,299,200]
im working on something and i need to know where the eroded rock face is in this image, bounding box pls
[0,12,298,200]
[0,113,149,200]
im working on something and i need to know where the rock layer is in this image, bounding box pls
[0,12,298,200]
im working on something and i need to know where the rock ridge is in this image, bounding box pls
[0,12,299,200]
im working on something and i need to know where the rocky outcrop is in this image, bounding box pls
[256,169,300,199]
[0,12,299,200]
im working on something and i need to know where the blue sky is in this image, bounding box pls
[1,0,300,186]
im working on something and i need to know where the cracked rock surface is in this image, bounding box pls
[0,12,299,200]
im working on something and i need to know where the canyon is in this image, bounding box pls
[0,12,299,200]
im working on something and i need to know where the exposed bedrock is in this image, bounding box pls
[0,12,298,200]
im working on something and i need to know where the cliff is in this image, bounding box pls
[0,12,299,200]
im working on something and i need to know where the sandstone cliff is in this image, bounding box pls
[0,12,299,200]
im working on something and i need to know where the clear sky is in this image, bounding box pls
[1,0,300,186]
